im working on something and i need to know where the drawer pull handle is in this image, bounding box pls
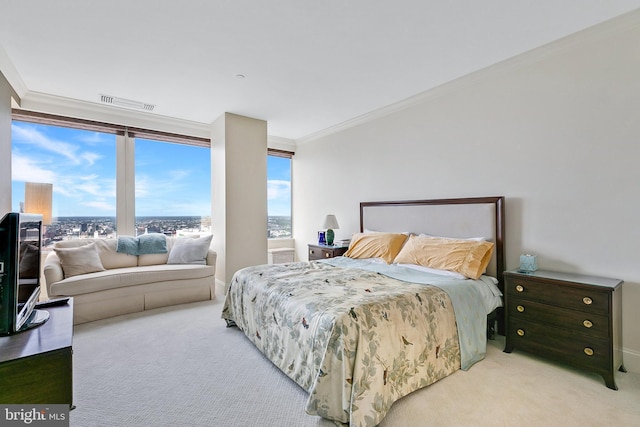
[516,305,525,313]
[517,329,525,337]
[582,297,593,305]
[325,253,330,258]
[583,320,593,328]
[515,285,524,292]
[310,250,315,254]
[584,347,594,356]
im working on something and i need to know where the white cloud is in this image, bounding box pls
[82,199,115,212]
[79,132,107,145]
[12,123,80,163]
[268,179,291,200]
[12,122,103,167]
[11,154,57,183]
[81,152,102,166]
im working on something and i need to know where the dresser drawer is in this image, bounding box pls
[507,318,610,371]
[508,297,609,339]
[505,277,609,315]
[309,247,331,260]
[308,245,347,261]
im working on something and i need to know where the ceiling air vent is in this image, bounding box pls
[100,94,155,112]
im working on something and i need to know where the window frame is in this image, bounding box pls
[11,109,211,236]
[267,148,293,240]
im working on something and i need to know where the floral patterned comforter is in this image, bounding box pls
[222,260,477,427]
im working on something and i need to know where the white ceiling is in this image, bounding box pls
[1,1,639,140]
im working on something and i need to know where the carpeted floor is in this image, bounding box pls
[70,298,640,427]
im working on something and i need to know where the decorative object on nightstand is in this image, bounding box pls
[322,215,339,246]
[518,254,537,273]
[317,231,326,245]
[503,269,625,390]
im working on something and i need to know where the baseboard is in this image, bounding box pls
[622,347,640,374]
[215,279,227,298]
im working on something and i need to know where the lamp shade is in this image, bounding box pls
[24,182,53,225]
[322,215,339,230]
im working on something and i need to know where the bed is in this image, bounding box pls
[222,196,505,426]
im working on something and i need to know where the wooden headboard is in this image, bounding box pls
[360,196,505,334]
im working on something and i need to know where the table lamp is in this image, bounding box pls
[322,215,339,246]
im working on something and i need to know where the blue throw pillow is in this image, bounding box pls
[116,236,139,256]
[137,233,168,255]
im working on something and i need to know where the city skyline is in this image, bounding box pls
[40,215,292,246]
[11,121,291,217]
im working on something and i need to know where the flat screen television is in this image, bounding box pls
[0,212,49,335]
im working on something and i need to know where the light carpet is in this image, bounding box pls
[70,298,640,427]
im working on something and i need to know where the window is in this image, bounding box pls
[267,151,292,238]
[134,138,211,236]
[11,121,116,246]
[11,111,212,244]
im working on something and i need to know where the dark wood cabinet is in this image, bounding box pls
[0,299,74,405]
[308,244,348,261]
[503,270,624,389]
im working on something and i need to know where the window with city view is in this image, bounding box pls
[11,117,292,245]
[135,138,211,236]
[11,120,117,247]
[267,153,292,239]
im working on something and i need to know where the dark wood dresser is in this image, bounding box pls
[0,299,74,405]
[308,244,348,261]
[503,270,624,390]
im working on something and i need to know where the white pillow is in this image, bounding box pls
[54,242,106,278]
[167,235,213,265]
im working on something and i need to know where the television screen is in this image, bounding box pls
[0,212,48,334]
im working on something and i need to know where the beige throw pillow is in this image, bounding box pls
[393,234,494,280]
[344,233,408,264]
[54,242,106,278]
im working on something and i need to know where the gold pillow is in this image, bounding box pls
[344,233,408,264]
[393,235,494,280]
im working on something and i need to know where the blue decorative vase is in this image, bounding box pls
[519,254,538,273]
[318,231,326,245]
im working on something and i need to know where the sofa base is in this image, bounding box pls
[62,278,214,325]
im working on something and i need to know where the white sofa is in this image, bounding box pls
[43,236,216,324]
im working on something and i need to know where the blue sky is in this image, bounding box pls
[11,121,291,217]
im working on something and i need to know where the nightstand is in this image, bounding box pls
[503,269,624,390]
[308,244,348,261]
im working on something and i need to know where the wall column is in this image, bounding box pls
[0,71,18,215]
[211,113,267,290]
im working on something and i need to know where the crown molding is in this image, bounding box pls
[296,8,640,145]
[0,45,27,102]
[16,91,212,138]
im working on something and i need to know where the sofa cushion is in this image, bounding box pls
[167,235,213,265]
[49,264,215,296]
[54,239,138,269]
[53,242,106,278]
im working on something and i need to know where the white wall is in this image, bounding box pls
[293,13,640,372]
